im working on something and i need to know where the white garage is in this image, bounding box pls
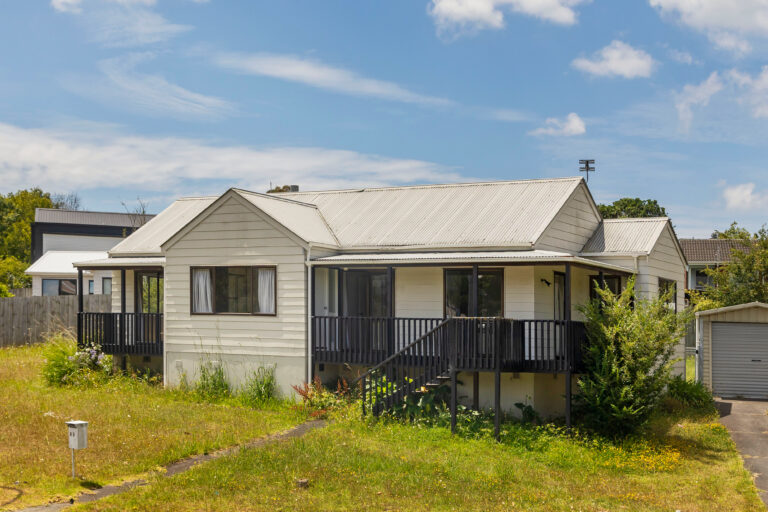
[697,302,768,399]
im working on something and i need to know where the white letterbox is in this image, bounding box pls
[67,421,88,450]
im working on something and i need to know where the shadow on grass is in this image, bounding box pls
[78,479,103,490]
[0,486,23,508]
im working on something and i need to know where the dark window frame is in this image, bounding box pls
[189,265,277,317]
[589,274,622,300]
[88,280,94,295]
[442,267,505,318]
[42,278,78,296]
[135,270,164,314]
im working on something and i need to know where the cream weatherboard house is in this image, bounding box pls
[75,177,686,424]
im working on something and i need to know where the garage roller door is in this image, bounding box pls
[712,322,768,399]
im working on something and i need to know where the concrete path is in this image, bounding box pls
[17,420,326,512]
[717,399,768,507]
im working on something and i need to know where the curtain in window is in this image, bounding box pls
[257,268,275,314]
[192,269,213,313]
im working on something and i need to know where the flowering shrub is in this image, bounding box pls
[292,376,350,418]
[41,334,113,387]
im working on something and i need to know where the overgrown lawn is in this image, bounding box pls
[0,343,303,510]
[79,406,762,511]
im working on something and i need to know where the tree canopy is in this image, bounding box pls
[695,226,768,309]
[598,198,667,219]
[711,221,753,240]
[0,188,79,291]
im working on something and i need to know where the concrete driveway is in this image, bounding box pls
[717,399,768,506]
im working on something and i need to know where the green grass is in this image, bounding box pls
[78,406,762,512]
[0,342,304,510]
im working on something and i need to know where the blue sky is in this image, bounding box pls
[2,1,768,237]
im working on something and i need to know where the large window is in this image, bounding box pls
[659,278,677,312]
[693,268,713,290]
[589,275,622,300]
[137,272,163,314]
[42,279,77,296]
[342,269,389,317]
[88,280,94,295]
[191,266,276,315]
[444,268,503,317]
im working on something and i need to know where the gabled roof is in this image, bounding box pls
[234,190,338,247]
[35,208,154,227]
[25,251,107,276]
[277,177,585,249]
[581,218,669,255]
[679,238,752,264]
[109,196,216,257]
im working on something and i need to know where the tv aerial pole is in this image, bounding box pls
[579,159,595,183]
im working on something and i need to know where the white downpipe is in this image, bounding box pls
[305,244,313,384]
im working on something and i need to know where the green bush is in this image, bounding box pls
[194,362,230,402]
[575,277,693,438]
[293,376,350,417]
[41,333,113,387]
[666,375,715,410]
[239,366,278,407]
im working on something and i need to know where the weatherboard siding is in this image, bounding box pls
[163,197,308,396]
[536,185,600,254]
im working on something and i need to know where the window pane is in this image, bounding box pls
[554,273,566,321]
[42,279,59,296]
[343,270,388,317]
[478,269,503,317]
[102,278,112,296]
[590,275,621,300]
[60,280,77,295]
[445,269,471,317]
[215,267,249,313]
[191,269,213,313]
[88,280,94,294]
[253,267,275,314]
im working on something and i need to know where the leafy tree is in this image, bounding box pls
[0,188,56,261]
[0,256,31,289]
[575,278,692,437]
[0,282,11,298]
[701,227,768,307]
[598,198,667,219]
[711,221,753,240]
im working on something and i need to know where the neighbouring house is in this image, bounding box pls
[25,208,154,296]
[679,238,751,292]
[74,177,687,421]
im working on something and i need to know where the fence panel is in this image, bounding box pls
[0,295,110,347]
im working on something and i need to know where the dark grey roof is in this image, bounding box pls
[679,238,752,264]
[34,208,155,228]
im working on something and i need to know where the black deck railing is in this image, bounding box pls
[313,316,586,373]
[78,312,163,356]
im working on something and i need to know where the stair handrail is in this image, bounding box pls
[349,317,452,388]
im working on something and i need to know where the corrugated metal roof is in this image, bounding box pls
[74,256,165,269]
[581,218,668,255]
[109,197,216,256]
[35,208,154,227]
[679,238,752,264]
[278,177,583,249]
[25,251,108,276]
[695,301,768,317]
[311,250,635,273]
[235,190,338,246]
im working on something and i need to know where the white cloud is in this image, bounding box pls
[668,48,697,65]
[427,0,587,37]
[62,53,234,120]
[51,0,190,47]
[650,0,768,56]
[212,52,452,106]
[571,40,655,79]
[0,122,459,194]
[722,182,768,211]
[529,112,585,136]
[674,71,723,132]
[729,66,768,118]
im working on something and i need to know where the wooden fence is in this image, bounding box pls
[0,295,111,347]
[9,288,32,298]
